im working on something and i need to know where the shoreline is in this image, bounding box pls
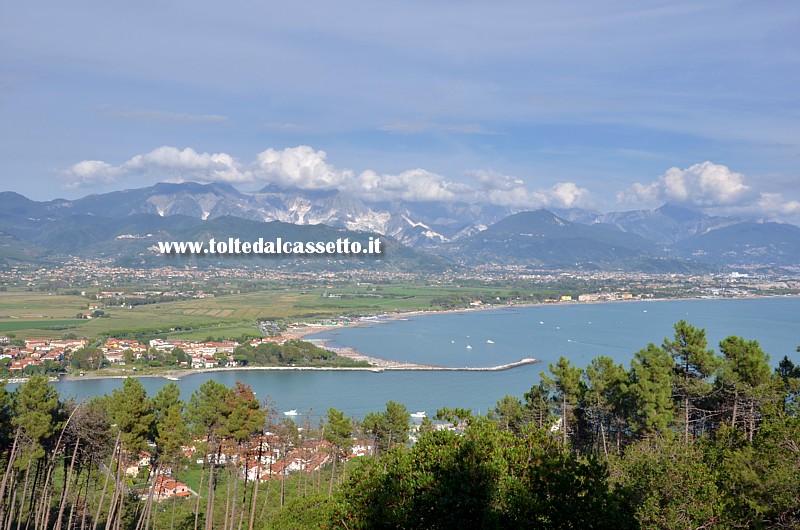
[8,357,541,384]
[8,293,796,384]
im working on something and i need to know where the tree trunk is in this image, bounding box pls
[82,462,93,530]
[14,461,32,530]
[258,474,272,522]
[104,448,125,530]
[192,454,207,530]
[55,437,82,529]
[3,485,17,530]
[93,431,121,530]
[328,455,336,498]
[684,395,690,444]
[204,455,217,530]
[223,467,232,530]
[561,394,567,446]
[280,470,285,509]
[247,473,260,530]
[731,388,738,429]
[230,464,240,530]
[138,463,161,530]
[23,459,43,530]
[0,430,20,524]
[600,421,608,457]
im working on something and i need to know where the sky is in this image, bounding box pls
[2,1,799,222]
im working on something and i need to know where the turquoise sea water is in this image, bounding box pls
[15,297,800,422]
[311,297,800,369]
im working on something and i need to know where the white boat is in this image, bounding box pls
[410,411,426,418]
[465,345,472,349]
[283,409,298,416]
[486,339,494,344]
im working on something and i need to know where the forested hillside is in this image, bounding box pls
[1,321,798,529]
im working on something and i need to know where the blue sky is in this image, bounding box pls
[1,1,799,221]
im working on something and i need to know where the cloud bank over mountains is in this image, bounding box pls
[618,161,800,218]
[61,145,798,221]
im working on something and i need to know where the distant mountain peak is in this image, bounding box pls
[656,203,706,221]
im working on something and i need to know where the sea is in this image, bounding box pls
[10,297,800,423]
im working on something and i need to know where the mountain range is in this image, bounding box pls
[1,182,798,271]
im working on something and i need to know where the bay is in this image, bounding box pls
[310,297,800,369]
[15,296,800,423]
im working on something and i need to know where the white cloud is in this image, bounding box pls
[754,193,800,216]
[532,182,593,209]
[468,170,592,209]
[254,146,353,190]
[61,147,251,188]
[60,160,122,188]
[356,168,473,202]
[663,162,752,206]
[60,144,598,211]
[123,147,251,183]
[619,161,799,218]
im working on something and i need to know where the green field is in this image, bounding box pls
[0,319,86,332]
[0,284,535,341]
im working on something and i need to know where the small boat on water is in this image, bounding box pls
[465,345,472,350]
[283,409,298,416]
[486,339,494,344]
[410,411,426,418]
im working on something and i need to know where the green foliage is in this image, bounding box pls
[230,339,368,368]
[10,374,61,467]
[219,381,265,443]
[107,377,155,455]
[151,382,188,464]
[362,401,411,455]
[186,379,230,440]
[625,343,675,438]
[581,356,628,455]
[541,356,583,445]
[332,419,635,529]
[0,381,10,451]
[69,346,107,371]
[490,394,525,433]
[324,407,353,457]
[664,320,720,441]
[610,437,725,529]
[523,382,552,429]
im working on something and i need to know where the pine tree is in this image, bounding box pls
[324,408,353,496]
[541,356,583,446]
[490,394,525,433]
[663,321,720,443]
[582,356,627,456]
[625,343,675,439]
[718,336,772,440]
[523,382,551,429]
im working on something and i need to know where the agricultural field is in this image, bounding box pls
[0,284,533,341]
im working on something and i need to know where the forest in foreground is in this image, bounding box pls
[1,320,799,529]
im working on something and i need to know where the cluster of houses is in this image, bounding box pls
[1,337,88,373]
[126,433,375,501]
[0,335,294,374]
[214,435,373,483]
[148,337,283,369]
